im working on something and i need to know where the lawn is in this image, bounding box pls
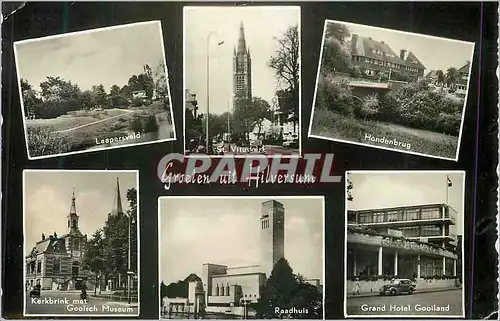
[26,101,172,157]
[27,109,131,131]
[311,109,458,159]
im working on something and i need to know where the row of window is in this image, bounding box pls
[399,225,443,238]
[214,284,230,296]
[371,48,396,59]
[351,55,421,73]
[262,219,270,230]
[356,207,445,224]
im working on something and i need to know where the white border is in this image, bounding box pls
[182,6,302,159]
[14,20,177,160]
[23,169,141,317]
[308,19,476,162]
[158,195,325,319]
[343,170,466,318]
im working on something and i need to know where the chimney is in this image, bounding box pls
[53,232,57,238]
[41,233,45,240]
[400,49,407,60]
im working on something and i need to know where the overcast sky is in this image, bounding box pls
[329,20,474,74]
[24,171,138,249]
[347,171,464,235]
[15,21,167,93]
[159,197,323,285]
[184,6,300,115]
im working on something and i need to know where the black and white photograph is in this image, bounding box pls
[15,21,175,160]
[23,170,139,317]
[183,6,301,157]
[309,20,475,160]
[344,171,464,317]
[159,196,324,319]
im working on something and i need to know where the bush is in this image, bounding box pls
[144,115,159,133]
[131,98,144,107]
[27,126,71,157]
[316,74,355,116]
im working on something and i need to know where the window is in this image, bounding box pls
[421,226,441,237]
[421,207,441,220]
[399,227,419,237]
[37,261,42,273]
[53,259,61,275]
[226,285,230,296]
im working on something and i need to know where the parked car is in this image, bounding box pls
[379,278,415,295]
[30,284,41,298]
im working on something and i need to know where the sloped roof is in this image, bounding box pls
[457,62,470,73]
[28,237,68,257]
[350,34,425,70]
[405,51,426,70]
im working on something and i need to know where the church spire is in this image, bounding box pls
[237,21,247,54]
[111,177,124,216]
[69,187,77,214]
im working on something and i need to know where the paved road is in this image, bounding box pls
[25,290,138,316]
[346,289,463,316]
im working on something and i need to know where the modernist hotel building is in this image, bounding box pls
[347,203,460,280]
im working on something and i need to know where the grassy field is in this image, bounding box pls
[27,101,172,157]
[311,108,458,159]
[27,109,131,131]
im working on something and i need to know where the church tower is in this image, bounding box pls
[233,21,252,104]
[109,177,124,217]
[65,188,86,263]
[67,188,80,233]
[259,200,285,278]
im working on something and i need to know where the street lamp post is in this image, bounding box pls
[206,31,224,153]
[127,214,134,305]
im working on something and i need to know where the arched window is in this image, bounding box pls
[226,284,230,296]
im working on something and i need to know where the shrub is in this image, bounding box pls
[27,126,71,157]
[144,115,159,133]
[317,75,355,116]
[130,98,144,107]
[131,117,143,133]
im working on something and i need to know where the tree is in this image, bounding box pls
[154,62,169,101]
[446,67,459,89]
[20,78,42,119]
[163,274,202,299]
[255,258,322,319]
[38,76,82,118]
[321,22,352,74]
[269,25,300,132]
[82,229,105,294]
[79,90,94,110]
[108,85,128,108]
[436,70,445,85]
[232,97,271,143]
[91,84,108,108]
[99,187,138,290]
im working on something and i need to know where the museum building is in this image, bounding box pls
[346,203,460,280]
[25,179,126,291]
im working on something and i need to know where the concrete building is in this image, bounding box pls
[346,203,461,293]
[201,200,284,311]
[233,21,252,104]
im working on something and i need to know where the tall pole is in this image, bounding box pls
[206,34,210,154]
[127,215,131,304]
[446,176,449,206]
